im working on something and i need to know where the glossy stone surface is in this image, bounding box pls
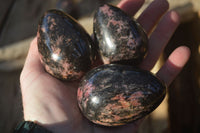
[93,4,148,65]
[77,64,166,126]
[37,9,95,80]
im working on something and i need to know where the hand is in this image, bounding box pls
[20,0,191,132]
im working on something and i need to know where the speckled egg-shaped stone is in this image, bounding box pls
[77,64,166,126]
[37,9,95,80]
[93,4,148,65]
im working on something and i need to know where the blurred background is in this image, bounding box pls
[0,0,200,132]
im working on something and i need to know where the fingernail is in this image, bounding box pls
[170,11,180,24]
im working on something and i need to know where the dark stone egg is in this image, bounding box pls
[77,64,166,126]
[37,9,95,81]
[93,4,148,65]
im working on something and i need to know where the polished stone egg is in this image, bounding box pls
[77,64,166,126]
[93,4,148,65]
[37,9,95,80]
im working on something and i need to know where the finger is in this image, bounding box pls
[156,46,191,86]
[137,0,169,34]
[117,0,145,16]
[23,37,44,72]
[140,11,180,70]
[20,37,44,82]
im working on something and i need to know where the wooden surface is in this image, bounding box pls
[0,0,57,47]
[0,70,22,133]
[0,0,200,133]
[0,0,15,35]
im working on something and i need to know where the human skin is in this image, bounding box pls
[20,0,191,133]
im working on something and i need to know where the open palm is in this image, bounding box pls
[20,0,190,133]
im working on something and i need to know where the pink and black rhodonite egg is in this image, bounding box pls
[93,4,148,65]
[37,9,95,80]
[77,64,166,126]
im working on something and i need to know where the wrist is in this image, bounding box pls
[14,121,52,133]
